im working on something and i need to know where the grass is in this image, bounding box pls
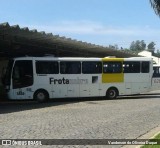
[141,133,160,148]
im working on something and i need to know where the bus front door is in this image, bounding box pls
[12,60,33,99]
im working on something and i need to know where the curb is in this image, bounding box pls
[121,125,160,148]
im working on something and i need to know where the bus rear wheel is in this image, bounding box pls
[34,89,49,103]
[106,88,118,99]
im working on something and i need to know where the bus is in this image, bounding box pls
[152,64,160,90]
[2,56,156,102]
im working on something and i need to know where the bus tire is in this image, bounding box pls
[34,89,49,103]
[106,87,118,99]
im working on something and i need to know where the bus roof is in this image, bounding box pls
[13,56,153,62]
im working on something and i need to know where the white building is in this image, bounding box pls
[138,51,160,65]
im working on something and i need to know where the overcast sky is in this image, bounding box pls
[0,0,160,49]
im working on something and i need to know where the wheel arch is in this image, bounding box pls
[33,88,50,100]
[107,87,119,95]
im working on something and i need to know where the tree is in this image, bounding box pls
[147,41,156,53]
[130,41,135,51]
[150,0,160,17]
[156,49,160,57]
[109,44,119,50]
[140,40,146,50]
[129,40,146,52]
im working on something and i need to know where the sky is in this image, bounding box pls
[0,0,160,50]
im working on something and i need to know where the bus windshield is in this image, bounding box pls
[12,60,33,89]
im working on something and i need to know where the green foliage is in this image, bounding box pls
[127,40,157,54]
[150,0,160,17]
[141,133,160,148]
[130,40,146,52]
[147,42,156,54]
[109,44,119,50]
[155,49,160,57]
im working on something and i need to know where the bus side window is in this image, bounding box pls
[36,61,59,74]
[60,62,81,74]
[123,62,140,73]
[82,62,102,74]
[141,62,150,73]
[103,62,122,73]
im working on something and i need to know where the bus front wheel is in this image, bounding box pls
[34,89,49,103]
[106,88,118,99]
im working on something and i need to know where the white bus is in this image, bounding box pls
[152,65,160,90]
[2,56,157,102]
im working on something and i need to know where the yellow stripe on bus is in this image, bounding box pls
[102,58,124,83]
[102,73,124,83]
[102,58,124,61]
